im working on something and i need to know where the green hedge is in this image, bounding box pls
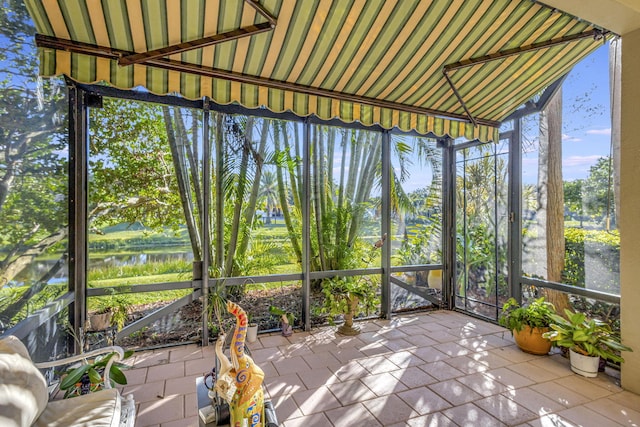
[563,228,620,293]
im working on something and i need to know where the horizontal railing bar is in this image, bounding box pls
[520,277,620,305]
[309,268,382,280]
[3,292,74,340]
[87,281,195,296]
[211,274,303,287]
[390,264,442,273]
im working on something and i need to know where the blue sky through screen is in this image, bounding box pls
[522,42,613,183]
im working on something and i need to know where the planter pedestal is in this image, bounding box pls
[569,349,600,377]
[337,324,361,336]
[337,296,361,336]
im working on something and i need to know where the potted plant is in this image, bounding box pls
[59,348,133,398]
[543,309,633,377]
[499,297,555,355]
[320,275,378,336]
[268,305,295,337]
[88,292,131,332]
[320,239,384,336]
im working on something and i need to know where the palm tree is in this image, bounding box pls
[259,170,278,224]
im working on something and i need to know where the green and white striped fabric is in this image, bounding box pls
[25,0,606,143]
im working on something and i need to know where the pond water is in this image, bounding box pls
[7,246,194,287]
[88,247,194,269]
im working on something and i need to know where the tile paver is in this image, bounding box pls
[360,372,409,396]
[325,402,383,427]
[120,311,637,427]
[363,394,418,425]
[397,386,453,415]
[327,379,378,405]
[442,402,505,427]
[501,386,566,415]
[291,386,342,415]
[428,379,483,406]
[474,393,537,425]
[390,366,438,388]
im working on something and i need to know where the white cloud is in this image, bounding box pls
[586,128,611,135]
[563,155,603,167]
[562,133,582,142]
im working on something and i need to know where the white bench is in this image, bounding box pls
[0,335,135,427]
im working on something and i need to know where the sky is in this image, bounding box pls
[522,42,614,183]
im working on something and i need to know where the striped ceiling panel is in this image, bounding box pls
[25,0,607,143]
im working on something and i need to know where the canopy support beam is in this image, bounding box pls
[118,0,277,66]
[444,29,607,72]
[442,28,606,126]
[119,22,274,66]
[35,35,500,128]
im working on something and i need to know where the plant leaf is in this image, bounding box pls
[60,364,90,390]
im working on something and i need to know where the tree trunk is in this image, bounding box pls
[225,117,253,276]
[312,126,326,270]
[163,107,202,261]
[275,122,302,263]
[539,88,571,315]
[238,119,268,257]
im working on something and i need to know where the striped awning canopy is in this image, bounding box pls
[25,0,608,143]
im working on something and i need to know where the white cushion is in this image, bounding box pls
[33,387,122,427]
[0,336,48,427]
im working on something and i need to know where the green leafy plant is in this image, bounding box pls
[91,292,132,331]
[499,297,556,333]
[319,240,383,334]
[543,309,632,363]
[59,349,133,398]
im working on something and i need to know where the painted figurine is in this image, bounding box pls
[215,301,265,427]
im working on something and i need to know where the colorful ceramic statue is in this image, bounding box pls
[215,301,265,427]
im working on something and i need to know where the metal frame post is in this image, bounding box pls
[380,131,392,319]
[508,122,523,303]
[68,82,88,353]
[202,99,211,346]
[302,120,311,331]
[440,137,455,310]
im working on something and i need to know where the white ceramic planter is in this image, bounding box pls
[246,324,258,343]
[569,349,600,377]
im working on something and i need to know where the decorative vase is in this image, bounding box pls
[569,349,600,377]
[427,269,443,290]
[512,326,552,355]
[337,296,361,336]
[88,312,113,331]
[246,323,258,343]
[281,322,293,337]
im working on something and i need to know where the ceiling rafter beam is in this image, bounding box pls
[119,22,274,66]
[443,29,606,72]
[245,0,277,26]
[118,0,277,66]
[441,28,606,127]
[35,34,501,128]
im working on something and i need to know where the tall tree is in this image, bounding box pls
[538,88,571,314]
[0,2,67,292]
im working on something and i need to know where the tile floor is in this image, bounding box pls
[120,310,640,427]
